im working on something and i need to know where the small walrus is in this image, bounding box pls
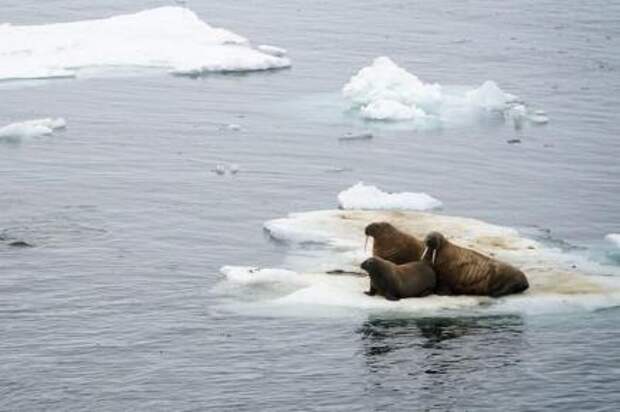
[361,256,437,301]
[422,231,529,297]
[364,222,425,265]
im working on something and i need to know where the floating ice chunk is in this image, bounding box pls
[342,57,543,130]
[0,7,291,82]
[217,209,620,318]
[257,45,288,57]
[337,182,442,211]
[0,117,66,139]
[343,56,442,119]
[606,234,620,249]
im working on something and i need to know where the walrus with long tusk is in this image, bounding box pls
[361,256,437,301]
[422,231,529,297]
[364,222,425,264]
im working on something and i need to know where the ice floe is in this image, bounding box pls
[337,182,442,211]
[0,118,66,140]
[217,209,620,318]
[0,7,290,82]
[342,57,547,129]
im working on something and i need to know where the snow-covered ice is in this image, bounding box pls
[0,7,291,82]
[337,182,442,211]
[0,118,66,140]
[342,56,546,129]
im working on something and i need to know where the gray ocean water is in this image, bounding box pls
[1,0,620,410]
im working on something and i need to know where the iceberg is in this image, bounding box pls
[0,7,290,82]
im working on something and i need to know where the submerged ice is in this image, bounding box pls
[0,7,291,82]
[342,57,547,128]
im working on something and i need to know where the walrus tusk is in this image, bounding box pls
[432,249,437,265]
[421,247,429,261]
[364,236,369,253]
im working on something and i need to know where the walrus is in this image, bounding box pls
[422,231,529,297]
[361,256,437,301]
[364,222,425,265]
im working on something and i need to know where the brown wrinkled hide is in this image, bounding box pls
[366,222,425,264]
[429,235,529,297]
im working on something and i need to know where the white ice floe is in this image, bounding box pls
[0,7,290,82]
[606,234,620,248]
[337,182,442,211]
[0,118,66,140]
[342,56,546,129]
[219,208,620,318]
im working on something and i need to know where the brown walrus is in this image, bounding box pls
[422,231,529,297]
[361,256,437,301]
[364,222,425,265]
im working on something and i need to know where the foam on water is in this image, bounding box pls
[0,117,66,140]
[342,56,546,129]
[337,182,442,211]
[218,209,620,318]
[0,7,290,82]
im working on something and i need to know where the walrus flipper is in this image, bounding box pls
[384,293,400,301]
[365,286,377,296]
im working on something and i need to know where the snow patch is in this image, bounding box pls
[0,7,290,82]
[337,182,442,211]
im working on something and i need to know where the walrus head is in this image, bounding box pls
[360,257,380,273]
[422,231,446,265]
[364,222,394,237]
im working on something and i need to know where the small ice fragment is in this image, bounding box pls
[339,132,373,141]
[226,124,242,131]
[0,117,66,139]
[213,164,226,175]
[229,163,240,174]
[257,45,287,57]
[507,139,521,144]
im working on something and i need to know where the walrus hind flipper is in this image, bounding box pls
[384,293,400,301]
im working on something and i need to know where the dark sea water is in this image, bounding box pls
[1,1,620,410]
